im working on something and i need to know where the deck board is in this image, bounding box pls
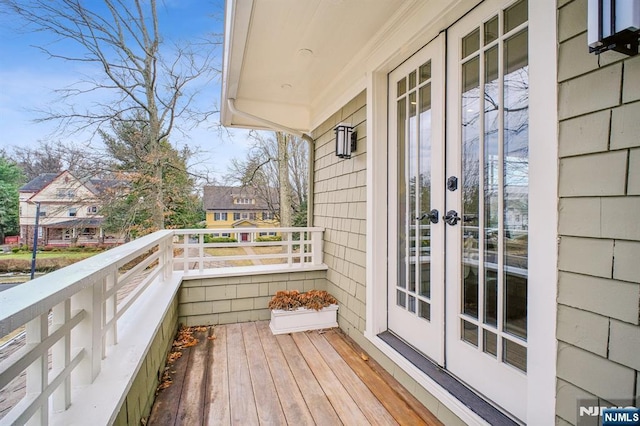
[226,323,259,425]
[241,322,287,424]
[306,330,398,425]
[149,321,442,425]
[255,321,316,425]
[289,332,370,425]
[147,331,191,426]
[175,330,209,425]
[205,325,230,425]
[325,330,443,425]
[274,332,342,425]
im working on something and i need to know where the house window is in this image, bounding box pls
[57,188,75,199]
[249,212,256,220]
[38,206,47,217]
[234,197,254,204]
[214,212,228,221]
[87,206,98,214]
[222,233,230,237]
[233,212,240,220]
[262,211,274,220]
[68,208,77,217]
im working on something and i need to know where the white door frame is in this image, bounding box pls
[364,1,558,424]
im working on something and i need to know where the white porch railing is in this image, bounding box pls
[173,227,324,275]
[0,231,175,425]
[0,227,323,425]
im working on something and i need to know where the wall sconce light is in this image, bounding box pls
[588,0,639,56]
[335,123,357,159]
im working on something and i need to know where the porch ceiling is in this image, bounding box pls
[221,0,406,132]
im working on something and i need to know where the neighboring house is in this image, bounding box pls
[203,185,279,242]
[19,170,125,247]
[222,1,640,425]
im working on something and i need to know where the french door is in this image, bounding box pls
[388,34,445,365]
[388,0,529,420]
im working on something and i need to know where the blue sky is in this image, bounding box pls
[0,0,252,181]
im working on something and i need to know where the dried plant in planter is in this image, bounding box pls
[268,290,338,311]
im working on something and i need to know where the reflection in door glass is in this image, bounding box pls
[419,83,432,305]
[461,56,480,328]
[396,61,434,322]
[397,98,407,295]
[504,29,528,344]
[408,91,417,294]
[484,45,499,328]
[458,3,528,372]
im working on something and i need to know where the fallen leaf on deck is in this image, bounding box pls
[360,353,369,361]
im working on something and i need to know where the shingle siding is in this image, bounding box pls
[311,91,367,336]
[556,1,640,423]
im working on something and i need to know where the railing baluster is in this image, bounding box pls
[25,314,48,425]
[52,300,71,412]
[199,232,204,273]
[312,229,323,265]
[163,239,172,279]
[104,271,118,350]
[183,232,189,273]
[71,284,102,386]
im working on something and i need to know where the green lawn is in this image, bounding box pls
[0,251,97,261]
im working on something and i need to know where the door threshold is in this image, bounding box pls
[377,331,520,426]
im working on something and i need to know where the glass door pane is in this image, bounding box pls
[397,62,433,320]
[388,35,445,364]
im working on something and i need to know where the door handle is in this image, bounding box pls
[444,210,461,226]
[417,209,439,224]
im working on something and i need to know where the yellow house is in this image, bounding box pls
[203,185,279,242]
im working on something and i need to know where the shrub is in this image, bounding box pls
[256,235,282,242]
[11,247,20,253]
[203,236,238,243]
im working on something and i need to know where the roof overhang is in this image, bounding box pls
[221,0,409,133]
[221,0,482,133]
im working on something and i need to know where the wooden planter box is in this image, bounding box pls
[269,304,338,335]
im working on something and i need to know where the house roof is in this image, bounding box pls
[19,173,59,192]
[203,185,275,211]
[42,218,104,228]
[19,171,125,198]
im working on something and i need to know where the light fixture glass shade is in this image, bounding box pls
[335,123,354,159]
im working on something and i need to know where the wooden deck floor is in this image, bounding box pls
[148,321,442,425]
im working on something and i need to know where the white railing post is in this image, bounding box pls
[104,271,118,351]
[312,229,323,265]
[71,284,103,385]
[199,232,204,273]
[25,314,48,425]
[287,230,293,266]
[183,232,189,273]
[52,299,71,412]
[163,236,173,279]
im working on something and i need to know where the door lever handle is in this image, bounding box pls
[444,210,461,226]
[417,209,439,224]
